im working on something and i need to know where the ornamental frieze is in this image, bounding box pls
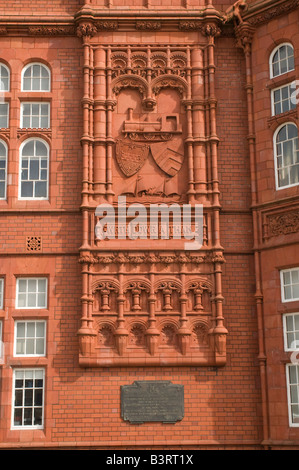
[263,209,299,239]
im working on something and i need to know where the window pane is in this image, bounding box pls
[0,182,4,198]
[15,389,23,407]
[36,338,45,355]
[35,181,47,198]
[293,284,299,299]
[288,124,298,139]
[23,78,31,91]
[36,322,45,337]
[289,366,297,384]
[284,285,292,300]
[27,293,37,307]
[41,116,49,128]
[26,339,35,355]
[29,159,39,180]
[34,389,43,407]
[24,389,33,406]
[292,405,299,424]
[22,141,34,157]
[14,408,22,426]
[41,78,49,90]
[290,166,299,185]
[34,408,43,426]
[28,279,37,292]
[35,141,47,157]
[287,332,295,349]
[16,338,25,355]
[17,322,25,337]
[284,271,291,285]
[24,408,33,426]
[38,279,47,292]
[40,169,47,181]
[37,292,46,308]
[27,323,35,337]
[32,116,39,128]
[17,293,26,308]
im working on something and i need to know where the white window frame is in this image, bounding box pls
[270,43,295,79]
[274,122,299,190]
[286,364,299,427]
[271,82,297,116]
[18,138,49,200]
[0,139,7,200]
[14,320,47,357]
[283,313,299,351]
[281,268,299,303]
[21,63,51,92]
[20,102,50,129]
[0,102,9,128]
[11,368,45,430]
[0,278,3,309]
[16,277,48,310]
[0,63,10,92]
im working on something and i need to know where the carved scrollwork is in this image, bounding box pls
[152,78,186,98]
[265,210,299,239]
[135,21,162,31]
[112,77,147,98]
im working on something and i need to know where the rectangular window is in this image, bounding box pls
[21,103,50,129]
[0,103,9,128]
[0,278,3,309]
[287,365,299,426]
[272,83,296,116]
[283,313,299,351]
[0,150,7,200]
[16,278,47,309]
[12,369,45,429]
[14,321,46,357]
[281,268,299,302]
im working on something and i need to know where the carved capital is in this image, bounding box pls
[76,22,97,38]
[202,23,221,38]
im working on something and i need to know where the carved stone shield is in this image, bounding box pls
[150,140,184,177]
[115,140,149,177]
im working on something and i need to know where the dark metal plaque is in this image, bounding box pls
[121,381,184,424]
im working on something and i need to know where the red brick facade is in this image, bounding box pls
[0,0,298,450]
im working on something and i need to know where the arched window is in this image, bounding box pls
[274,123,299,189]
[0,64,10,91]
[22,63,51,92]
[0,140,7,199]
[19,139,49,199]
[270,43,295,79]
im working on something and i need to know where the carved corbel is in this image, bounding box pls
[235,22,255,53]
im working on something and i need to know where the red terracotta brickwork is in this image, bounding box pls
[0,0,298,450]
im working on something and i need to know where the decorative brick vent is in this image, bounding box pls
[26,236,42,252]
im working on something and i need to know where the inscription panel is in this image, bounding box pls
[121,380,184,424]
